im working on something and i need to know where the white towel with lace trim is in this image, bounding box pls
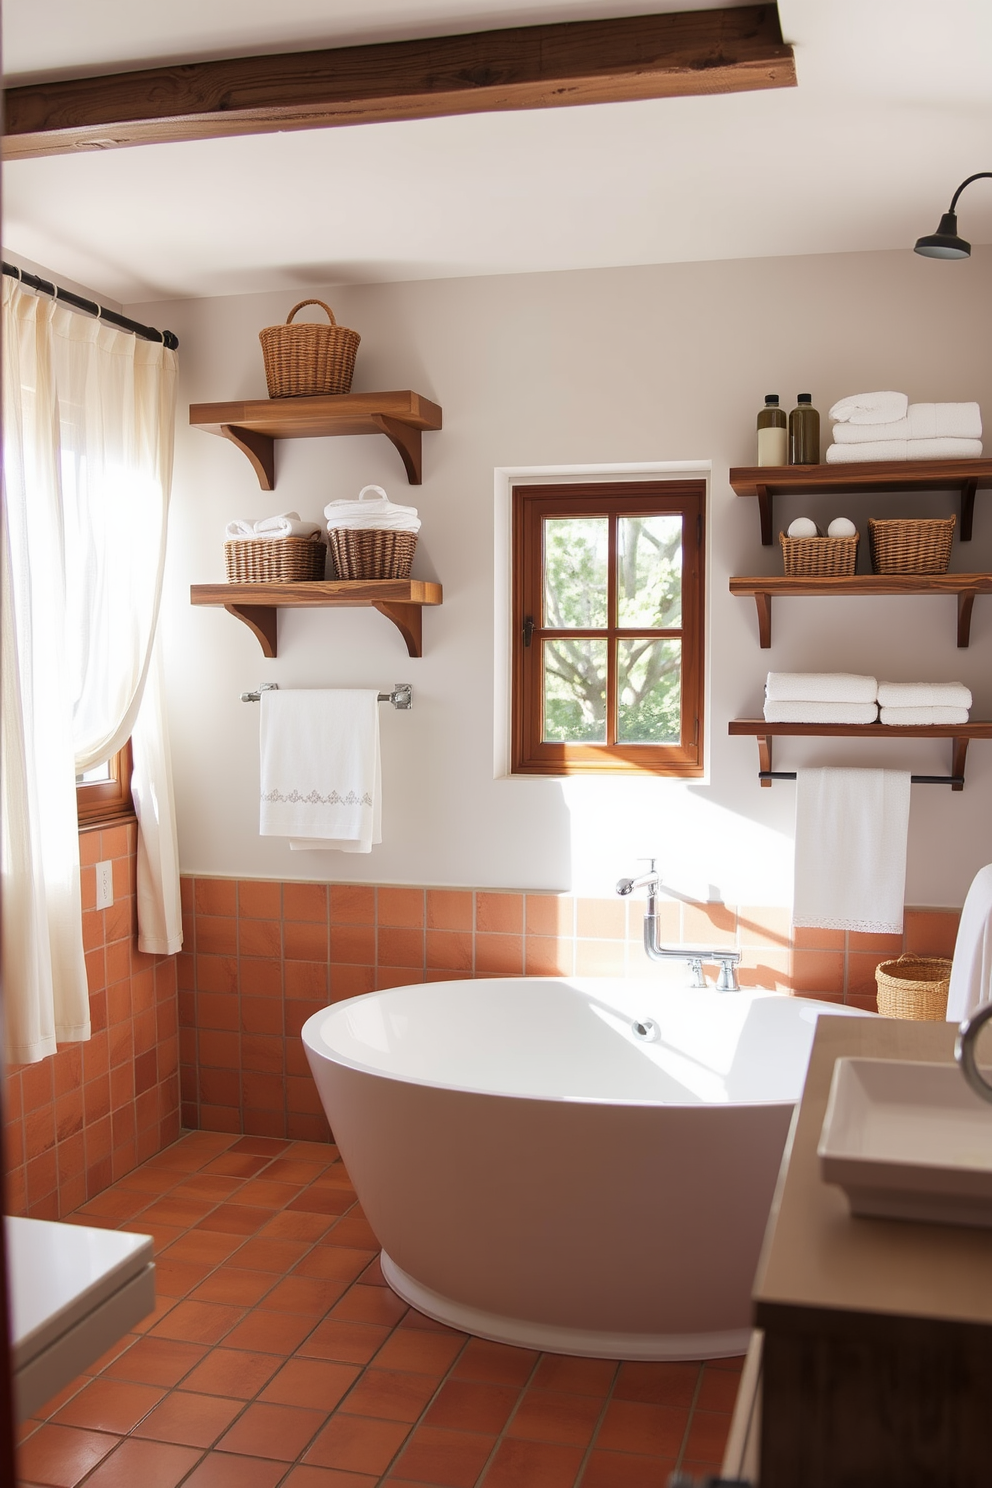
[259,689,381,852]
[793,768,911,935]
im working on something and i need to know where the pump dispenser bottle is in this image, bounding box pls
[757,395,787,466]
[789,394,820,465]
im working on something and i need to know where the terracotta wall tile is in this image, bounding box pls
[283,882,329,923]
[330,926,376,965]
[378,887,426,928]
[284,962,330,1000]
[847,953,886,1000]
[378,928,425,968]
[737,906,791,949]
[239,920,282,959]
[903,909,960,958]
[790,949,846,997]
[426,890,473,931]
[425,932,473,973]
[524,937,573,977]
[330,886,375,924]
[683,902,737,944]
[475,934,524,975]
[195,878,238,917]
[792,925,845,951]
[476,893,523,934]
[238,880,282,919]
[576,899,626,940]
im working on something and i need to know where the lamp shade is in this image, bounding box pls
[914,211,971,259]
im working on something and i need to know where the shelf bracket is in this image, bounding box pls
[371,413,423,485]
[372,601,424,657]
[224,604,278,657]
[757,732,773,786]
[753,593,772,648]
[756,484,773,546]
[219,424,275,491]
[958,593,976,648]
[961,478,978,541]
[952,737,969,792]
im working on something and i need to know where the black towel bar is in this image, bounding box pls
[758,770,964,786]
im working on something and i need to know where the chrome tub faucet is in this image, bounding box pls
[616,860,742,992]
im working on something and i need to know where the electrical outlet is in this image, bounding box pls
[96,860,114,910]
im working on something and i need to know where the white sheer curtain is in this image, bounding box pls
[2,277,181,1062]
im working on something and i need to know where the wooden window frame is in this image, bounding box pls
[76,740,135,827]
[511,480,705,777]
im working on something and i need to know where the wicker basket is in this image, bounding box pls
[225,534,327,583]
[780,531,859,577]
[258,300,360,399]
[875,953,952,1021]
[868,515,956,574]
[327,529,417,580]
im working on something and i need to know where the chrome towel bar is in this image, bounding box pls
[241,682,412,709]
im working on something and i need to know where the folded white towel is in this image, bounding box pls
[831,402,982,444]
[829,391,909,426]
[946,864,992,1021]
[259,690,381,853]
[877,681,973,710]
[763,701,879,724]
[766,672,878,704]
[826,438,983,463]
[878,706,970,726]
[225,511,323,541]
[325,485,421,533]
[793,768,911,934]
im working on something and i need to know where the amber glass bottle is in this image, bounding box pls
[757,395,787,466]
[789,394,820,465]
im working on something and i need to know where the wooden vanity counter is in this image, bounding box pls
[750,1015,992,1487]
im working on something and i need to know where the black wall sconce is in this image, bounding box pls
[914,172,992,259]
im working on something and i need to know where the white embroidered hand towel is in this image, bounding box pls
[946,865,992,1021]
[793,768,911,935]
[259,689,381,853]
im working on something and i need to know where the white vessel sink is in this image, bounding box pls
[818,1057,992,1228]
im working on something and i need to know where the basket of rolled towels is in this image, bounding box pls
[781,516,859,576]
[324,485,421,579]
[826,391,983,463]
[224,512,326,582]
[763,673,972,726]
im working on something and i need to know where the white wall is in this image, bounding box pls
[131,244,992,905]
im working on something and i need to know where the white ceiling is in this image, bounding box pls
[3,0,992,305]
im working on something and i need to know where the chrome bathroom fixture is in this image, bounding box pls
[241,682,413,708]
[914,172,992,259]
[955,999,992,1104]
[616,860,742,991]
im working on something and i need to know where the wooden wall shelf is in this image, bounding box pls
[730,458,992,544]
[729,573,992,648]
[190,579,442,658]
[728,718,992,791]
[189,390,442,488]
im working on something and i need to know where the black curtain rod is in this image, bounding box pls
[2,262,179,350]
[759,771,963,786]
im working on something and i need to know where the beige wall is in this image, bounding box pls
[132,244,992,907]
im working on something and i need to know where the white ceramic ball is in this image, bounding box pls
[827,517,858,538]
[787,517,819,538]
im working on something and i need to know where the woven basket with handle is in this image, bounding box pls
[780,532,859,577]
[868,515,955,574]
[258,300,360,399]
[875,952,952,1020]
[225,533,326,583]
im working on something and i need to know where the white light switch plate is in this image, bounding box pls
[95,861,113,910]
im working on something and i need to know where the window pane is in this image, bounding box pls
[618,638,681,743]
[543,518,608,629]
[543,639,607,742]
[76,760,112,785]
[617,515,682,629]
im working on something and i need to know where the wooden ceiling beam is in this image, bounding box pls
[3,5,795,161]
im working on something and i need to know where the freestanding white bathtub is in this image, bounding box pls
[303,978,866,1360]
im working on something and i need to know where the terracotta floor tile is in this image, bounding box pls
[171,1450,286,1488]
[340,1368,440,1424]
[171,1175,245,1203]
[263,1159,331,1185]
[228,1236,312,1272]
[530,1356,617,1397]
[202,1153,274,1179]
[230,1136,292,1156]
[390,1424,496,1488]
[259,1275,350,1314]
[102,1337,208,1387]
[32,1377,86,1419]
[76,1189,153,1223]
[259,1211,337,1243]
[680,1459,725,1480]
[288,1187,356,1216]
[507,1388,603,1446]
[293,1247,375,1283]
[581,1449,679,1488]
[424,1379,519,1435]
[16,1423,121,1487]
[321,1214,379,1249]
[159,1231,245,1266]
[285,1140,340,1163]
[131,1390,244,1448]
[682,1408,732,1461]
[77,1437,202,1487]
[451,1338,539,1387]
[190,1268,279,1308]
[149,1300,244,1347]
[371,1329,466,1377]
[697,1365,742,1412]
[281,1467,378,1488]
[304,1414,412,1474]
[330,1284,408,1327]
[597,1399,689,1456]
[216,1400,327,1461]
[114,1168,181,1195]
[482,1437,584,1488]
[181,1348,283,1399]
[52,1378,166,1434]
[613,1360,700,1408]
[131,1295,178,1336]
[296,1320,392,1365]
[154,1257,217,1299]
[397,1311,464,1338]
[259,1358,361,1412]
[80,1334,135,1378]
[137,1196,217,1227]
[221,1308,318,1356]
[196,1204,272,1235]
[229,1179,302,1209]
[119,1220,185,1253]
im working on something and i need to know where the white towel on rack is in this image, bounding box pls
[946,865,992,1021]
[831,403,982,444]
[879,705,970,726]
[766,672,877,704]
[877,681,973,710]
[793,768,911,935]
[829,391,909,425]
[825,438,983,463]
[763,701,878,724]
[259,690,381,853]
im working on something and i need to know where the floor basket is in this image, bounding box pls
[259,299,360,399]
[225,535,327,583]
[327,529,417,580]
[875,953,952,1020]
[868,516,955,574]
[780,532,859,577]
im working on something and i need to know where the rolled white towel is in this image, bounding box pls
[827,517,858,537]
[832,402,982,444]
[829,391,909,426]
[225,518,256,539]
[787,517,819,538]
[225,511,322,541]
[826,437,983,463]
[763,700,879,724]
[879,706,970,726]
[324,484,421,533]
[877,681,973,710]
[766,672,878,704]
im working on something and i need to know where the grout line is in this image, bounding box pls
[673,1360,706,1472]
[471,1347,544,1487]
[570,1360,622,1487]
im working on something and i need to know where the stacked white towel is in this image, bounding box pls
[764,673,878,724]
[325,484,421,534]
[877,680,972,727]
[225,511,323,541]
[826,393,983,462]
